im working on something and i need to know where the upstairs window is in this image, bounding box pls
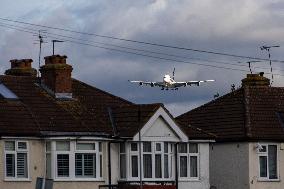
[5,141,29,179]
[258,144,278,180]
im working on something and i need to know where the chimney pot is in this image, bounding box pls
[242,73,270,87]
[5,59,37,76]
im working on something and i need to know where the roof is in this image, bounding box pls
[176,86,284,142]
[0,75,132,137]
[0,74,214,140]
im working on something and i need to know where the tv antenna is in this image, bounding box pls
[260,45,280,86]
[246,60,261,74]
[52,39,64,55]
[34,30,48,76]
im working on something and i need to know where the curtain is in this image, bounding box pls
[143,154,152,178]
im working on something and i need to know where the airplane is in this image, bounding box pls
[129,68,215,90]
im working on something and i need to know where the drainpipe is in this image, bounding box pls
[108,141,112,189]
[175,143,178,189]
[138,106,143,189]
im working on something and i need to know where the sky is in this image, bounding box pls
[0,0,284,116]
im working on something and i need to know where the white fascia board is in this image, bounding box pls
[133,107,188,142]
[1,136,41,140]
[44,136,113,141]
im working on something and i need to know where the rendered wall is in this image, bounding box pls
[179,143,210,189]
[0,139,106,189]
[209,142,250,189]
[249,142,284,189]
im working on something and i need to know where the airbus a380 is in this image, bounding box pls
[129,68,214,90]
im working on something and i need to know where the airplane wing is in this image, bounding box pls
[174,80,215,87]
[129,80,165,87]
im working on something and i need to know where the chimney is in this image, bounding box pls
[5,59,37,77]
[39,55,73,99]
[241,72,270,87]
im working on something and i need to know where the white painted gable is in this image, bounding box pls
[142,116,179,141]
[133,107,188,142]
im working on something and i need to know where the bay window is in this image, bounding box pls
[258,144,278,180]
[178,143,199,179]
[5,141,29,180]
[119,142,173,180]
[46,141,102,180]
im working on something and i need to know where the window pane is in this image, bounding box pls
[120,143,125,153]
[190,156,198,177]
[83,154,95,177]
[155,154,162,178]
[17,153,28,178]
[131,156,138,177]
[6,154,15,177]
[46,142,51,152]
[18,142,27,150]
[180,156,188,177]
[143,154,152,178]
[57,154,69,177]
[100,155,102,177]
[5,141,15,151]
[164,155,169,178]
[164,142,168,153]
[76,143,95,151]
[268,145,277,179]
[75,154,83,176]
[120,154,126,178]
[259,145,267,152]
[56,142,70,151]
[99,142,102,152]
[143,142,151,152]
[259,156,267,177]
[46,153,51,178]
[131,143,138,151]
[156,143,161,152]
[189,144,198,153]
[179,143,187,153]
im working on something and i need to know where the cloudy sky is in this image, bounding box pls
[0,0,284,116]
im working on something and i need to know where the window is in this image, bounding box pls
[120,143,127,179]
[178,143,199,179]
[119,142,173,180]
[5,141,28,179]
[258,144,278,180]
[46,141,102,180]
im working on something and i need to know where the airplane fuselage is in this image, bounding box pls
[163,74,176,88]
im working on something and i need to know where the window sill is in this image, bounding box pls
[54,178,105,182]
[257,178,280,182]
[179,178,200,182]
[4,178,31,182]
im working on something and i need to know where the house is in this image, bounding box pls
[176,73,284,189]
[0,55,214,189]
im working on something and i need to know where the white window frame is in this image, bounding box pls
[178,143,199,181]
[46,141,103,181]
[119,142,174,181]
[4,140,30,181]
[257,143,279,181]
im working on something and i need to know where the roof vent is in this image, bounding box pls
[241,73,270,87]
[5,59,37,77]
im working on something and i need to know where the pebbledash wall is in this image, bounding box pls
[0,139,106,189]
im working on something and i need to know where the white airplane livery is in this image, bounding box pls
[129,68,214,90]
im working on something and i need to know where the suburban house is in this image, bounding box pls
[0,54,214,189]
[177,73,284,189]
